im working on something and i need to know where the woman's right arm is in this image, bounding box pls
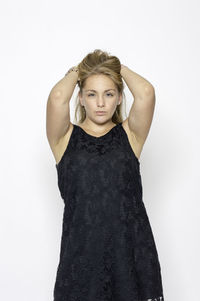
[46,69,79,148]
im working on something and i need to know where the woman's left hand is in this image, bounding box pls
[120,64,127,74]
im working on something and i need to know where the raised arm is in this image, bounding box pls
[120,65,156,146]
[46,67,79,149]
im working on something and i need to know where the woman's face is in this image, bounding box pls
[79,74,122,123]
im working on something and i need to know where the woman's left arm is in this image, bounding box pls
[120,65,156,145]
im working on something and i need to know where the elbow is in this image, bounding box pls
[48,90,66,106]
[49,89,62,100]
[143,84,155,97]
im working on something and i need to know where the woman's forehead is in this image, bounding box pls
[84,77,116,91]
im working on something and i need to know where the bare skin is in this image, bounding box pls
[46,65,155,166]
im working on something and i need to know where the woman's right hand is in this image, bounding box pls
[75,65,80,82]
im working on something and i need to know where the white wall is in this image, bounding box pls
[0,0,199,300]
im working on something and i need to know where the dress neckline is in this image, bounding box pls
[75,122,122,139]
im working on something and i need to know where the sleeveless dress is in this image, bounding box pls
[54,122,164,301]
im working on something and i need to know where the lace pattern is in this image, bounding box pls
[54,123,165,301]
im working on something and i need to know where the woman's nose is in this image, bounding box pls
[97,96,105,106]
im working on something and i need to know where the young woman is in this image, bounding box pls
[46,49,164,301]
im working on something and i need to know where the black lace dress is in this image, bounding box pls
[54,122,165,301]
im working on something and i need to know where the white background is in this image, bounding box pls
[1,0,199,300]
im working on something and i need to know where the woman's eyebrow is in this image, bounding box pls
[85,89,116,92]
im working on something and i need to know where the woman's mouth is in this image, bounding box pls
[96,111,106,115]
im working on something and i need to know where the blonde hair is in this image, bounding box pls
[74,49,127,124]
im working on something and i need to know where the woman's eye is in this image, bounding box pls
[88,93,113,97]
